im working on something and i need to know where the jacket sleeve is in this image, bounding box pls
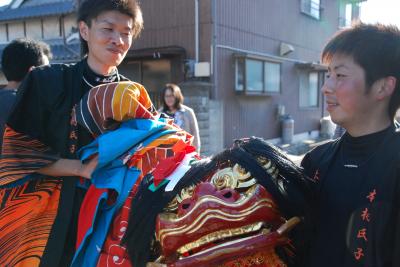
[0,70,60,188]
[300,152,315,178]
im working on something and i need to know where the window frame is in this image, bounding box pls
[299,70,323,109]
[300,0,322,20]
[234,54,282,96]
[338,1,363,28]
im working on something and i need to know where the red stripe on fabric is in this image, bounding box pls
[76,186,107,249]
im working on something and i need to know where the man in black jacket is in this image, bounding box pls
[302,23,400,267]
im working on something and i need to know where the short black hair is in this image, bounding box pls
[322,23,400,119]
[1,38,51,82]
[77,0,143,55]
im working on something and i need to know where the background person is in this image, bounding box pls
[0,38,51,151]
[159,83,201,152]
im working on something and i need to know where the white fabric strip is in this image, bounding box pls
[164,152,197,192]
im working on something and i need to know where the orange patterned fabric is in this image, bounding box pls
[0,178,62,267]
[0,126,62,266]
[0,127,59,187]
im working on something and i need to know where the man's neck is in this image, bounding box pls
[345,118,392,137]
[87,56,116,76]
[3,81,20,90]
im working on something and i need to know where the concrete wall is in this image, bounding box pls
[179,81,214,155]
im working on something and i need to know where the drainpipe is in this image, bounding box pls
[195,0,199,62]
[211,0,217,99]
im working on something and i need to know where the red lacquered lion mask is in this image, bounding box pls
[124,137,313,267]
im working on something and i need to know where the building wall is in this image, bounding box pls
[43,17,60,39]
[0,14,72,43]
[8,22,24,40]
[0,24,7,43]
[26,19,42,39]
[0,1,341,152]
[133,0,213,62]
[215,0,338,63]
[214,0,339,146]
[129,0,341,148]
[63,14,76,36]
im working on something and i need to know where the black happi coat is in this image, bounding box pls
[0,60,126,266]
[301,125,400,267]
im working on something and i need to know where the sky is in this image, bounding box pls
[360,0,400,26]
[0,0,399,26]
[0,0,11,7]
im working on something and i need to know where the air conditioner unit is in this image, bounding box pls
[194,62,211,77]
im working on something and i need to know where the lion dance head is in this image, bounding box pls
[123,137,314,267]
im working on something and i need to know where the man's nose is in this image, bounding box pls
[111,32,124,45]
[321,78,335,95]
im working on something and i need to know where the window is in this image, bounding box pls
[339,1,364,28]
[299,72,319,108]
[235,56,281,95]
[236,57,245,91]
[301,0,321,20]
[246,59,263,92]
[118,59,171,108]
[265,62,280,93]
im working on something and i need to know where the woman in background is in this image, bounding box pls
[160,83,201,152]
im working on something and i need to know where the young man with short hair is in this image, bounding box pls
[0,38,51,150]
[301,23,400,267]
[0,1,149,266]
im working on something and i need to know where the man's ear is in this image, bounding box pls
[79,21,89,41]
[28,66,35,72]
[376,76,396,100]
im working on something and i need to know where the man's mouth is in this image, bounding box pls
[326,101,339,107]
[107,48,123,55]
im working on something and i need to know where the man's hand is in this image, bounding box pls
[79,155,99,179]
[38,155,99,179]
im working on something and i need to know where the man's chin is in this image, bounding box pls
[103,54,124,68]
[330,116,345,128]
